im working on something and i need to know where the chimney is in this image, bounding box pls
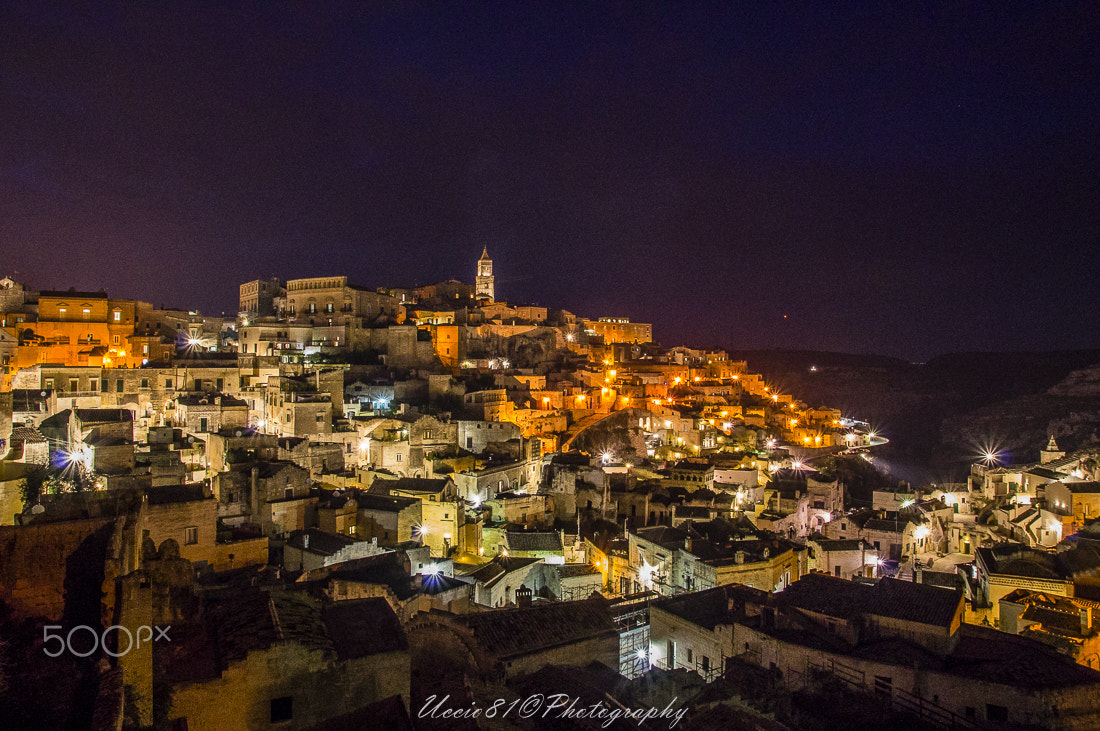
[251,466,260,518]
[1082,606,1092,635]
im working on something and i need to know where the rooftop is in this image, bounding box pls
[458,598,619,660]
[287,528,357,556]
[74,408,133,423]
[504,530,563,553]
[383,477,452,495]
[460,556,541,588]
[865,578,962,629]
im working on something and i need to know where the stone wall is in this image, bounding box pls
[168,642,409,730]
[0,517,114,622]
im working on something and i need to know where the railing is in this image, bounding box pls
[893,687,980,730]
[804,658,980,730]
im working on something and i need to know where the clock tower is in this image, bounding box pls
[475,247,495,301]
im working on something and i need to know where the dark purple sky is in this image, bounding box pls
[2,3,1097,360]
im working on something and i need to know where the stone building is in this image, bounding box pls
[166,589,409,730]
[407,596,620,682]
[214,461,311,538]
[238,277,284,319]
[650,574,1100,728]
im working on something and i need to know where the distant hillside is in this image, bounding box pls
[725,348,1100,484]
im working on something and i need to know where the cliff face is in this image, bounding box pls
[725,349,1100,483]
[941,363,1100,466]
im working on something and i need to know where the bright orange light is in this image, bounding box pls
[608,369,616,377]
[621,396,630,403]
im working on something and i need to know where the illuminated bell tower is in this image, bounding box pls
[475,246,495,301]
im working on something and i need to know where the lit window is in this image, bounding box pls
[113,311,121,321]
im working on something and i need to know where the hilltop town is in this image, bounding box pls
[2,252,1100,729]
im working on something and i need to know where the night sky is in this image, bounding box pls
[2,3,1097,360]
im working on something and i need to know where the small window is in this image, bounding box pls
[141,378,149,388]
[270,696,292,723]
[113,311,121,321]
[396,453,403,462]
[165,379,173,388]
[285,488,294,500]
[116,379,124,393]
[184,527,198,545]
